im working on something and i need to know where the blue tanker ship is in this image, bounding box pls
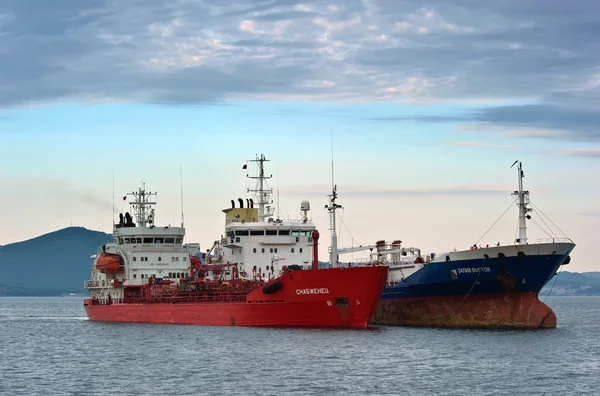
[340,161,575,329]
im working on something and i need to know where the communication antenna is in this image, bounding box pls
[112,169,115,228]
[180,164,185,227]
[277,167,281,220]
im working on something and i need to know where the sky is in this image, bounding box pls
[0,0,599,272]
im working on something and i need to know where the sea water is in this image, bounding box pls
[1,296,599,395]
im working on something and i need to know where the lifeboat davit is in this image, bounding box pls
[95,253,122,273]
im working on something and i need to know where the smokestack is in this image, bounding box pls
[231,200,235,208]
[238,198,244,208]
[249,198,254,208]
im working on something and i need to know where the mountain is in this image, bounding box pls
[541,271,600,296]
[582,272,600,281]
[0,227,113,296]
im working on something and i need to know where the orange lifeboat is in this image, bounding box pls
[190,256,201,270]
[95,253,122,273]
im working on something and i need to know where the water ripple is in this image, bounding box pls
[0,296,599,395]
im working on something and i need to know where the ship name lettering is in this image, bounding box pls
[456,267,491,274]
[296,288,330,295]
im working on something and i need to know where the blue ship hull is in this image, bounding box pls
[370,243,574,329]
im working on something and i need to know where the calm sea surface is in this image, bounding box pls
[1,296,599,396]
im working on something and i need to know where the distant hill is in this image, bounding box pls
[582,272,600,281]
[541,271,600,296]
[0,227,112,296]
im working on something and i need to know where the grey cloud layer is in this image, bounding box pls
[1,0,598,139]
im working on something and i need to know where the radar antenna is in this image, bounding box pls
[125,183,158,227]
[247,154,274,222]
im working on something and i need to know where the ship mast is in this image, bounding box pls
[247,154,273,222]
[325,185,342,267]
[511,160,531,245]
[126,183,157,227]
[325,131,342,267]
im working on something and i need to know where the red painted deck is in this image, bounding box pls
[371,292,557,329]
[84,266,388,328]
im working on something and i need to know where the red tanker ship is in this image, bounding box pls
[83,155,388,327]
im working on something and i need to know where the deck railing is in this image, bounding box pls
[535,238,573,244]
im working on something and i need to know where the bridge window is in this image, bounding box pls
[124,238,130,243]
[253,248,257,253]
[118,237,124,244]
[155,238,163,244]
[291,230,300,236]
[176,238,183,243]
[236,230,249,236]
[250,230,264,236]
[274,248,278,253]
[270,248,273,253]
[261,248,265,253]
[133,238,141,243]
[291,248,295,253]
[299,248,303,253]
[236,237,240,242]
[143,237,153,243]
[165,237,175,244]
[266,230,277,236]
[133,257,137,261]
[133,274,137,279]
[279,229,290,235]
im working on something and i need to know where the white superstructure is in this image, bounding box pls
[84,183,200,300]
[207,154,317,281]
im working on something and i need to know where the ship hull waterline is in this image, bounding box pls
[84,266,389,328]
[371,291,556,329]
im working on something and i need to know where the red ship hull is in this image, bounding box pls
[84,266,388,328]
[371,291,556,329]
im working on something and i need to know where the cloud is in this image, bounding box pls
[558,148,600,158]
[282,184,513,197]
[0,175,118,215]
[442,141,518,150]
[470,105,600,141]
[576,211,600,218]
[0,0,598,136]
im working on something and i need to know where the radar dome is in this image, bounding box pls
[300,200,311,211]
